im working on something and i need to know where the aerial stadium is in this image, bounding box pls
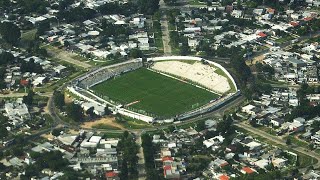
[68,56,240,123]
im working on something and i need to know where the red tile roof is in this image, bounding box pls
[220,161,229,167]
[105,171,118,178]
[267,8,275,14]
[258,32,267,38]
[162,156,173,162]
[20,79,29,86]
[290,21,299,27]
[242,167,254,174]
[219,174,230,180]
[304,17,313,21]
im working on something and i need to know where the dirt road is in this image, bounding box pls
[236,122,320,168]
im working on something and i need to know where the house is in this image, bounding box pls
[81,102,106,116]
[242,104,259,115]
[188,39,199,48]
[183,27,201,33]
[254,159,269,169]
[105,171,119,180]
[289,121,304,132]
[205,119,217,129]
[33,76,47,86]
[218,174,230,180]
[286,57,306,68]
[245,141,262,151]
[4,100,30,127]
[241,167,255,174]
[231,10,243,18]
[203,135,225,148]
[212,158,229,168]
[271,118,284,127]
[257,32,267,39]
[253,9,264,16]
[293,117,306,124]
[163,161,181,179]
[272,158,287,168]
[53,65,67,74]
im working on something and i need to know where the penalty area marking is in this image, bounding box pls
[125,100,141,107]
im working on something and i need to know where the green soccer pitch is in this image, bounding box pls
[91,68,219,117]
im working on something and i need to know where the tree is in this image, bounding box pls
[137,0,160,15]
[119,160,128,179]
[11,147,24,156]
[23,90,34,106]
[20,58,44,74]
[286,137,292,145]
[0,51,14,65]
[54,91,65,110]
[66,103,84,121]
[168,125,175,132]
[86,107,95,118]
[129,49,143,58]
[0,163,6,171]
[104,106,112,115]
[0,21,21,45]
[236,0,242,9]
[0,126,8,139]
[195,121,206,131]
[0,0,10,8]
[52,128,62,137]
[37,20,50,35]
[118,131,139,178]
[180,42,190,56]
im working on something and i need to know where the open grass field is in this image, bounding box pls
[91,68,219,117]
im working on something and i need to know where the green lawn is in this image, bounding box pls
[21,29,37,41]
[92,123,121,130]
[91,68,218,117]
[275,35,294,44]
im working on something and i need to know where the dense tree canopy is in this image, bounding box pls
[21,151,69,179]
[0,114,9,139]
[54,91,65,110]
[118,131,139,179]
[18,0,49,14]
[98,2,136,16]
[0,0,10,8]
[23,90,34,106]
[137,0,160,15]
[0,51,14,65]
[20,58,44,74]
[58,7,96,23]
[0,22,21,45]
[66,103,84,121]
[142,134,163,179]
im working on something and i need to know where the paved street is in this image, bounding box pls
[136,133,146,179]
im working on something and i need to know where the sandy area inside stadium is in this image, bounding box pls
[81,116,125,130]
[151,61,231,93]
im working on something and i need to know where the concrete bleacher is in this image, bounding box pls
[77,59,143,88]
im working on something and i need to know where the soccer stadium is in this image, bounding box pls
[68,56,239,123]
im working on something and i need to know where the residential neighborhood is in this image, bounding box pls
[1,0,320,179]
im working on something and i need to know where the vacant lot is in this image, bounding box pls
[91,68,218,117]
